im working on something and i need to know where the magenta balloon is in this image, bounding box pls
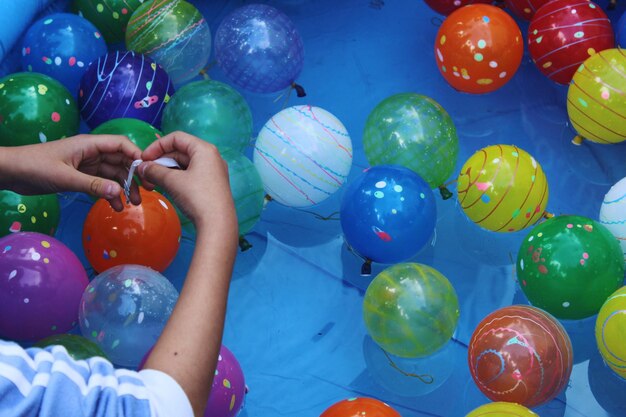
[0,232,88,341]
[205,345,246,417]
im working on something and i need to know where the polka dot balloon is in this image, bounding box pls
[205,345,246,417]
[320,397,401,417]
[599,176,626,262]
[73,0,145,44]
[517,215,624,320]
[528,0,614,85]
[505,0,551,20]
[567,48,626,145]
[595,286,626,380]
[457,144,549,233]
[435,5,523,94]
[0,191,60,238]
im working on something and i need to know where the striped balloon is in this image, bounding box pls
[465,402,538,417]
[528,0,614,85]
[567,48,626,144]
[253,105,353,208]
[457,145,549,232]
[600,176,626,261]
[595,286,626,379]
[505,0,551,20]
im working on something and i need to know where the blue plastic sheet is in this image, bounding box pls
[3,0,626,416]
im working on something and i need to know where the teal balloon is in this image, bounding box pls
[161,80,253,152]
[363,93,458,189]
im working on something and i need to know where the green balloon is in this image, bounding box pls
[91,118,162,150]
[35,334,108,360]
[0,191,60,237]
[363,263,460,358]
[72,0,144,44]
[0,72,79,146]
[161,80,253,153]
[363,93,458,189]
[517,215,624,320]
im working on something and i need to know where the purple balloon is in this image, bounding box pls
[214,4,304,94]
[0,232,88,341]
[78,50,175,129]
[205,345,246,417]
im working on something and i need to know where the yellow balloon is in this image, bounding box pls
[466,402,539,417]
[457,145,549,232]
[595,286,626,379]
[567,48,626,145]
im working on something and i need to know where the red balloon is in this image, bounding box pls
[320,398,401,417]
[528,0,614,85]
[468,305,573,407]
[83,187,181,273]
[424,0,492,16]
[435,5,523,94]
[504,0,551,20]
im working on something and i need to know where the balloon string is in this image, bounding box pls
[198,61,217,80]
[294,209,340,221]
[382,349,434,384]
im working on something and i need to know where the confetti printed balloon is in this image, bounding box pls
[205,345,246,417]
[214,4,304,94]
[161,80,253,153]
[0,72,79,146]
[320,398,401,417]
[0,232,89,342]
[126,0,212,85]
[595,286,626,379]
[465,402,539,417]
[78,51,174,129]
[340,166,436,264]
[528,0,614,85]
[468,305,573,407]
[0,191,60,238]
[21,13,107,95]
[35,333,108,360]
[91,118,162,150]
[254,105,353,207]
[363,93,459,190]
[505,0,551,20]
[79,264,178,367]
[457,145,549,232]
[517,215,623,320]
[567,48,626,145]
[72,0,144,44]
[83,187,181,273]
[599,177,626,261]
[423,0,492,16]
[435,5,523,94]
[363,263,459,358]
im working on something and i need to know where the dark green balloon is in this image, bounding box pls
[72,0,144,44]
[35,334,108,360]
[0,72,79,146]
[91,118,162,150]
[517,215,624,320]
[0,191,60,237]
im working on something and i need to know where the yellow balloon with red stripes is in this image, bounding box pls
[457,144,549,232]
[567,48,626,145]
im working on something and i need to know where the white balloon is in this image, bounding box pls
[253,105,353,207]
[599,177,626,262]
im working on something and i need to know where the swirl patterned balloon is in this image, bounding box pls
[468,305,573,407]
[465,402,539,417]
[126,0,212,85]
[567,48,626,144]
[73,0,145,44]
[457,145,549,232]
[0,191,60,238]
[599,177,626,261]
[528,0,614,85]
[504,0,551,20]
[78,51,174,129]
[363,263,459,358]
[595,286,626,380]
[253,105,353,208]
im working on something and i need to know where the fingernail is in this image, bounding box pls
[104,183,117,198]
[138,163,146,177]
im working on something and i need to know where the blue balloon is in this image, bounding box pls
[214,4,304,94]
[21,13,107,96]
[618,12,626,49]
[340,165,436,264]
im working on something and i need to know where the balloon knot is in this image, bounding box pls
[292,82,306,98]
[361,259,372,276]
[438,185,453,200]
[572,135,583,146]
[239,236,252,252]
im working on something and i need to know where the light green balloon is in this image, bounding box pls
[363,93,458,189]
[161,80,252,152]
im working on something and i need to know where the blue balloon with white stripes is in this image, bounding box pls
[600,176,626,262]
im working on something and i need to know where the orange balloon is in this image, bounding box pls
[83,187,181,273]
[320,398,401,417]
[435,5,523,94]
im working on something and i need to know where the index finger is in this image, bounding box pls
[141,131,198,161]
[84,134,143,160]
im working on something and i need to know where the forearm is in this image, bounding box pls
[0,147,22,191]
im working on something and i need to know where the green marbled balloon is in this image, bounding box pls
[35,333,108,360]
[0,72,79,146]
[91,118,162,150]
[0,191,60,237]
[517,215,624,320]
[363,93,458,189]
[73,0,144,44]
[161,80,252,152]
[363,263,460,358]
